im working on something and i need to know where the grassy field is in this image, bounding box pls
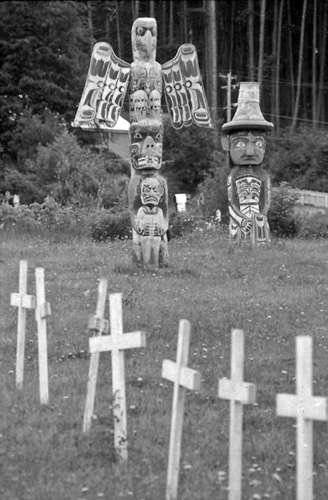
[1,231,328,500]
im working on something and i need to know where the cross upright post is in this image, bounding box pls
[10,260,36,390]
[162,319,201,500]
[218,329,256,500]
[88,293,146,461]
[276,336,328,500]
[35,267,51,405]
[83,278,109,432]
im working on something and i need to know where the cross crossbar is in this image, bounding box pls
[162,359,201,392]
[277,394,328,421]
[10,292,35,309]
[89,331,146,353]
[219,378,256,404]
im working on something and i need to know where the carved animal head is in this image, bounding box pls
[131,17,157,62]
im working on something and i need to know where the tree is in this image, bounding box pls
[291,0,308,132]
[0,1,89,160]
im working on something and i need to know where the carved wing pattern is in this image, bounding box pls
[72,42,130,129]
[162,44,212,129]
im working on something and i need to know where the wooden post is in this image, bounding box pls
[83,279,109,432]
[35,268,51,405]
[88,293,146,461]
[218,329,256,500]
[10,260,36,390]
[162,320,201,500]
[276,336,328,500]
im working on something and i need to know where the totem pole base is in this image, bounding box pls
[132,231,169,269]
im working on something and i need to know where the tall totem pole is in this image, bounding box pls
[72,17,212,267]
[221,82,274,246]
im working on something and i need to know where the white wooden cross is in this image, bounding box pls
[83,278,109,432]
[162,319,201,500]
[10,260,36,390]
[276,336,328,500]
[35,267,51,405]
[88,292,146,461]
[218,329,256,500]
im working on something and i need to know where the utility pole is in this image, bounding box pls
[220,72,239,122]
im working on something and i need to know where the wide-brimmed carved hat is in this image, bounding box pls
[222,82,273,133]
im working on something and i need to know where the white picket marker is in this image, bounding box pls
[35,267,51,405]
[162,320,201,500]
[83,278,109,432]
[10,260,36,390]
[88,293,146,461]
[218,329,256,500]
[276,336,328,500]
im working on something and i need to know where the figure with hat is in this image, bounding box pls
[221,82,274,246]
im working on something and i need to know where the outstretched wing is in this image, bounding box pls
[72,42,130,130]
[162,44,212,129]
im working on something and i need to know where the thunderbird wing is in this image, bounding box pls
[162,44,212,129]
[72,42,130,130]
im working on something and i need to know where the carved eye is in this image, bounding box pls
[155,133,161,141]
[134,132,143,140]
[136,26,146,36]
[234,140,246,149]
[255,139,264,148]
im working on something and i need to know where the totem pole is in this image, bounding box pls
[221,82,274,246]
[72,17,211,267]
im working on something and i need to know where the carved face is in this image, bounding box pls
[236,176,261,205]
[149,89,161,118]
[130,89,148,121]
[229,132,266,166]
[130,119,163,170]
[140,177,163,206]
[131,18,157,62]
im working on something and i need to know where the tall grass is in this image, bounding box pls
[1,232,328,499]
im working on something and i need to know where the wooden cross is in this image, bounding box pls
[162,319,201,500]
[10,260,36,390]
[88,292,146,461]
[35,267,51,405]
[218,329,256,500]
[276,336,328,500]
[83,278,109,432]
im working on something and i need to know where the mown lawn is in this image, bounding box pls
[1,231,328,500]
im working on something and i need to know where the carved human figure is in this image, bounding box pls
[133,176,168,267]
[221,82,273,245]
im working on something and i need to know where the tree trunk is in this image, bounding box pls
[229,0,235,71]
[316,2,327,123]
[287,0,295,112]
[115,0,122,58]
[291,0,307,132]
[87,1,94,52]
[312,0,317,128]
[207,0,218,124]
[149,0,155,18]
[248,0,255,80]
[169,0,174,46]
[270,0,278,123]
[275,0,284,132]
[258,0,266,92]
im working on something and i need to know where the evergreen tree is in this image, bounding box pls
[0,1,89,160]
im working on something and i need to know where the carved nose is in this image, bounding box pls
[142,136,155,152]
[246,142,255,155]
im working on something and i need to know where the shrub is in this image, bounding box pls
[296,211,328,239]
[91,210,131,241]
[268,183,298,237]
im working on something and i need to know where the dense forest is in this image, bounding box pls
[1,0,328,205]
